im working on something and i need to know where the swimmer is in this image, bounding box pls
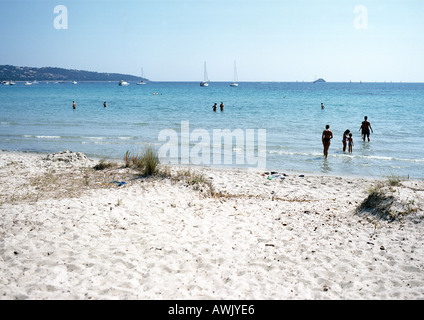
[348,133,354,153]
[73,101,76,109]
[103,101,107,108]
[212,103,217,112]
[220,102,224,111]
[322,124,333,159]
[342,129,350,152]
[359,116,373,141]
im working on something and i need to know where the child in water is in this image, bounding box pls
[348,133,354,153]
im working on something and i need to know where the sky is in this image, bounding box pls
[0,0,423,82]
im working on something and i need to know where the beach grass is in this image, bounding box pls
[139,145,160,176]
[356,176,419,221]
[356,185,395,221]
[172,168,215,196]
[93,159,118,171]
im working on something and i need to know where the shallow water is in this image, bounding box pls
[1,81,423,178]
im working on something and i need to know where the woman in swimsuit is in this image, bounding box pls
[322,124,333,159]
[342,129,350,152]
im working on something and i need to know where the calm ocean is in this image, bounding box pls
[1,81,423,179]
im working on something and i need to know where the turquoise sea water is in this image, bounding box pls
[1,81,423,178]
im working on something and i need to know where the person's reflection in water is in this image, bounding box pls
[321,158,332,174]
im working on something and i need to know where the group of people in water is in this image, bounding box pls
[212,102,224,112]
[73,99,372,161]
[322,116,373,159]
[72,101,107,109]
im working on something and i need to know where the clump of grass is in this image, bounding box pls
[356,185,395,221]
[124,151,131,168]
[387,174,401,187]
[123,150,145,169]
[139,145,160,176]
[93,159,117,170]
[132,153,139,166]
[123,147,215,194]
[356,175,419,222]
[173,168,215,196]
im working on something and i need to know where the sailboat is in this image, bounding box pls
[136,68,147,85]
[230,61,239,87]
[200,61,209,87]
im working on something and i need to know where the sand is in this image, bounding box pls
[1,150,424,300]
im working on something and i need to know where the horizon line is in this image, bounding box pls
[1,65,423,83]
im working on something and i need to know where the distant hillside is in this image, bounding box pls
[0,65,147,82]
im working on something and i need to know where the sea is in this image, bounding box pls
[1,81,423,179]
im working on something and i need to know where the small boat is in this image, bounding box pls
[72,81,77,84]
[9,81,15,85]
[24,81,32,86]
[230,61,239,87]
[119,80,129,86]
[2,81,10,85]
[32,80,38,84]
[200,61,209,87]
[136,68,147,85]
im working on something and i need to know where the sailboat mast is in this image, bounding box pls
[204,61,209,82]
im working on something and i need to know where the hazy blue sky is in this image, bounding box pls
[1,0,423,82]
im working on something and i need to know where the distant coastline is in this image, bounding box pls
[0,65,146,82]
[1,66,421,83]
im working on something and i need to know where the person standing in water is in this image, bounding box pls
[360,116,373,141]
[103,101,107,108]
[212,103,217,112]
[73,101,76,109]
[342,129,350,152]
[220,102,224,111]
[321,103,325,109]
[348,133,354,153]
[322,124,333,159]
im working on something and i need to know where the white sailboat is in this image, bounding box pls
[136,68,147,85]
[230,61,239,87]
[200,61,209,87]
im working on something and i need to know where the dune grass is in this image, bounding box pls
[356,176,418,222]
[139,145,160,176]
[356,184,395,221]
[171,168,215,196]
[93,159,118,171]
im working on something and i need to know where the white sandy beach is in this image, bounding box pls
[1,150,424,300]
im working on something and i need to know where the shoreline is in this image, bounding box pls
[0,149,386,181]
[1,150,424,299]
